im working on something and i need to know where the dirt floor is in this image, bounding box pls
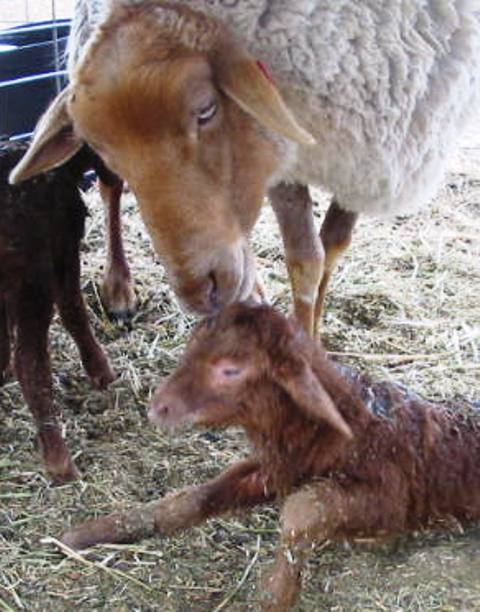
[0,13,480,606]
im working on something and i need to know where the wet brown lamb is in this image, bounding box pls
[61,302,480,610]
[0,141,114,484]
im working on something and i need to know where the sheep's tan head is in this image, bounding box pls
[149,302,352,440]
[9,2,313,314]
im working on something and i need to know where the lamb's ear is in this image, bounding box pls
[273,360,353,439]
[212,39,315,146]
[9,87,83,185]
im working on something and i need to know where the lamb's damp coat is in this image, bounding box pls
[68,0,480,214]
[60,303,480,610]
[0,142,114,483]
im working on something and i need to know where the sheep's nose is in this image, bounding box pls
[206,272,219,310]
[183,274,220,315]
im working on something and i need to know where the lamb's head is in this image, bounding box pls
[9,2,313,314]
[149,302,352,439]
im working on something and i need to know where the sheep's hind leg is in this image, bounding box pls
[97,166,136,320]
[270,183,324,336]
[314,200,357,333]
[13,282,79,483]
[261,480,403,611]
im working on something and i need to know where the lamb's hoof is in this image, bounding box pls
[260,566,301,612]
[61,514,121,550]
[46,456,81,485]
[89,361,116,390]
[100,277,137,322]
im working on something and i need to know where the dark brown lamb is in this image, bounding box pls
[61,302,480,610]
[0,141,114,484]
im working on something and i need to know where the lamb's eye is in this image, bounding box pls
[222,367,242,378]
[197,101,217,126]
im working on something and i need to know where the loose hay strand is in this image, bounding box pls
[213,534,261,611]
[41,537,157,594]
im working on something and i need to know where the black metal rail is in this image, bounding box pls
[0,19,71,139]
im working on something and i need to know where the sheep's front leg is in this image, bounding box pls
[314,200,357,331]
[98,171,136,320]
[62,458,272,550]
[270,183,324,336]
[261,480,404,611]
[13,282,79,483]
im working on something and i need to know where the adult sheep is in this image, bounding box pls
[10,0,480,333]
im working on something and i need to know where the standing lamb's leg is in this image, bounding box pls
[54,238,114,390]
[13,282,79,483]
[314,200,358,331]
[0,298,10,384]
[261,480,406,611]
[62,458,272,549]
[97,171,136,320]
[270,183,324,335]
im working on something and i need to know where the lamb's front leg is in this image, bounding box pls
[54,227,114,391]
[97,170,136,320]
[61,457,272,550]
[261,479,406,611]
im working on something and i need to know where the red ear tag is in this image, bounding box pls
[256,60,277,87]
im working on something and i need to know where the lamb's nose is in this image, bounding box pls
[148,400,169,424]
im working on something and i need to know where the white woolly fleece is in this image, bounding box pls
[69,1,480,215]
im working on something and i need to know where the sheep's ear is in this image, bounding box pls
[273,361,353,439]
[213,41,315,146]
[9,87,83,184]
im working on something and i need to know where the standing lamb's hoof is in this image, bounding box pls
[47,458,81,485]
[39,433,81,484]
[87,358,116,390]
[100,274,137,321]
[90,367,116,390]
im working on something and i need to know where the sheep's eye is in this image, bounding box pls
[197,101,217,126]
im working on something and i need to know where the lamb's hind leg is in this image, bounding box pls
[314,200,357,332]
[270,183,324,336]
[13,281,79,483]
[261,480,405,611]
[96,163,136,320]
